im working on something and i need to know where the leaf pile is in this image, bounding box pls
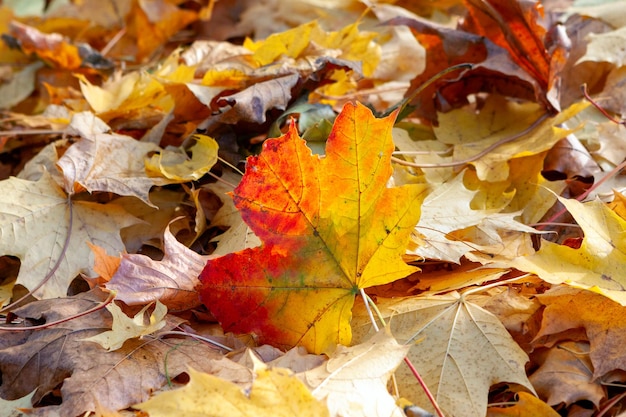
[2,1,626,417]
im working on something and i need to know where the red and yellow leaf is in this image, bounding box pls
[198,102,428,353]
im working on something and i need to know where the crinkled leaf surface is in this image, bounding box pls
[352,293,534,417]
[0,172,139,299]
[534,286,626,379]
[199,102,428,354]
[510,196,626,305]
[106,224,210,311]
[57,127,163,207]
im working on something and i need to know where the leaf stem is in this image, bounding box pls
[158,330,233,352]
[403,356,446,417]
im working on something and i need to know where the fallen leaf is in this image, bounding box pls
[88,242,121,285]
[145,134,219,182]
[0,172,139,299]
[81,300,168,351]
[8,21,112,71]
[510,196,626,305]
[412,172,539,263]
[135,364,329,417]
[463,0,551,91]
[576,26,626,67]
[0,62,43,110]
[0,289,222,417]
[529,341,604,407]
[300,330,409,417]
[215,73,299,124]
[106,223,210,311]
[57,112,164,206]
[533,286,626,379]
[487,392,560,417]
[352,293,535,417]
[204,171,261,256]
[199,102,428,353]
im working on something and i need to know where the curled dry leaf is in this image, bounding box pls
[106,223,211,311]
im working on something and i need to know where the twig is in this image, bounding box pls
[391,113,550,168]
[0,290,115,331]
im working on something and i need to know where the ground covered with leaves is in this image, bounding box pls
[1,0,626,416]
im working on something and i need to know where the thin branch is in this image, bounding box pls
[392,113,550,168]
[0,290,115,331]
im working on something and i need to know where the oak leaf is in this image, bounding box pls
[199,102,428,354]
[510,196,626,305]
[135,365,329,417]
[0,172,139,299]
[352,293,534,417]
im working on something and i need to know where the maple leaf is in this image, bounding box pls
[300,330,409,417]
[510,196,626,305]
[81,301,168,351]
[353,293,535,417]
[0,172,139,299]
[199,102,428,354]
[135,364,329,417]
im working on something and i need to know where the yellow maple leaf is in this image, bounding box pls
[81,300,167,351]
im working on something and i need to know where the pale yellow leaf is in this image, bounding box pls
[135,366,329,417]
[0,172,140,299]
[300,330,409,417]
[81,301,167,351]
[429,97,586,182]
[510,196,626,305]
[412,173,539,263]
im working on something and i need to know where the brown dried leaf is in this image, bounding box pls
[0,289,222,417]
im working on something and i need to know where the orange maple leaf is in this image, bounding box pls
[198,102,428,354]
